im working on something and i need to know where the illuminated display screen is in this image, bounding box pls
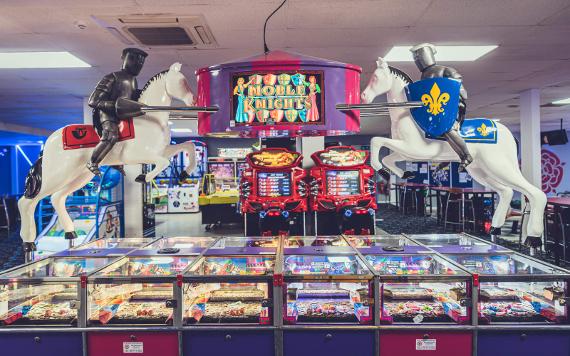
[231,71,324,125]
[326,170,360,196]
[208,162,235,179]
[257,172,291,197]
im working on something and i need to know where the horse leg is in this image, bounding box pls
[136,156,172,183]
[479,164,546,249]
[50,173,94,242]
[162,141,197,182]
[370,137,412,180]
[381,152,417,179]
[469,168,513,241]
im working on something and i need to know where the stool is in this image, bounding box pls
[518,202,531,251]
[401,186,416,215]
[443,191,475,232]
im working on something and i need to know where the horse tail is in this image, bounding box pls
[23,151,43,199]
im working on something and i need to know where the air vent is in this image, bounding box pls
[92,14,217,49]
[127,27,194,46]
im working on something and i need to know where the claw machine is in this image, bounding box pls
[351,235,474,356]
[408,233,508,254]
[282,236,376,356]
[53,237,157,257]
[0,256,116,355]
[443,250,570,356]
[181,236,278,356]
[86,254,196,356]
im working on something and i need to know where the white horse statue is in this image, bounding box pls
[18,62,197,251]
[361,57,546,246]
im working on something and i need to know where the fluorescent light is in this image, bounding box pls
[0,51,91,68]
[552,98,570,105]
[171,128,192,133]
[384,45,498,62]
[168,121,174,126]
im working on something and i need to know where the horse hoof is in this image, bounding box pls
[490,227,501,236]
[524,235,542,248]
[23,242,37,252]
[64,231,78,240]
[179,170,189,183]
[402,171,416,180]
[377,168,391,181]
[135,174,147,184]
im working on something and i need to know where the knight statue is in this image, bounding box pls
[87,47,148,176]
[410,43,473,171]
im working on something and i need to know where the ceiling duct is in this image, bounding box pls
[91,14,217,48]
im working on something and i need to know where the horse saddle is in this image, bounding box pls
[62,119,135,150]
[424,118,498,145]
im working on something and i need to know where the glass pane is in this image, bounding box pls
[410,234,489,247]
[447,254,567,275]
[285,282,371,324]
[382,281,468,324]
[284,255,370,275]
[0,282,78,326]
[96,257,194,276]
[1,257,114,278]
[191,256,275,276]
[146,236,216,249]
[479,281,567,323]
[284,236,348,247]
[75,238,153,250]
[184,282,270,324]
[210,236,279,248]
[365,255,464,276]
[89,282,174,325]
[347,235,418,248]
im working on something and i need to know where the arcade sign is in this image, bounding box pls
[231,71,325,126]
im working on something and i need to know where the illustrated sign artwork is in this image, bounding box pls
[231,71,324,125]
[541,149,565,194]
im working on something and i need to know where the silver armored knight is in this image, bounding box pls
[410,43,473,171]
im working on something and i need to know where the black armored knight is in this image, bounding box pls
[87,48,148,175]
[410,43,473,171]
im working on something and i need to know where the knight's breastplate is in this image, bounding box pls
[113,72,137,100]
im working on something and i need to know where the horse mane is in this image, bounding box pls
[141,69,169,94]
[388,66,412,85]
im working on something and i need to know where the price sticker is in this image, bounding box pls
[416,339,436,351]
[123,342,144,354]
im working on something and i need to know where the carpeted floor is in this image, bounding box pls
[0,228,25,271]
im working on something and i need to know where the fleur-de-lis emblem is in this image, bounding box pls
[477,123,490,137]
[421,83,450,115]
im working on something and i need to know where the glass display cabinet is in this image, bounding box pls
[282,236,375,325]
[0,256,115,326]
[445,252,570,324]
[365,253,472,325]
[408,233,508,254]
[87,255,194,326]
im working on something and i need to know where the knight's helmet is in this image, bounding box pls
[121,48,148,76]
[410,43,437,72]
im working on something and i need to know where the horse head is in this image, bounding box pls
[361,57,393,103]
[165,62,196,106]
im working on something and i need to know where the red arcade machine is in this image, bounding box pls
[240,148,308,236]
[309,146,377,235]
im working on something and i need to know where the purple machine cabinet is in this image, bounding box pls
[196,50,361,138]
[478,330,570,356]
[0,332,83,356]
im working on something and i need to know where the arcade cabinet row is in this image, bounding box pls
[240,146,377,237]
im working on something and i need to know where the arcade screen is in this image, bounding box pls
[231,71,324,125]
[257,172,291,197]
[208,162,235,179]
[326,170,360,196]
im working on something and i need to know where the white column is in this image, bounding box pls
[519,89,542,187]
[296,136,324,169]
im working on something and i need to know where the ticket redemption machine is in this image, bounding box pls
[309,146,376,235]
[240,148,308,236]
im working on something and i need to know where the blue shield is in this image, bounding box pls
[405,78,461,138]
